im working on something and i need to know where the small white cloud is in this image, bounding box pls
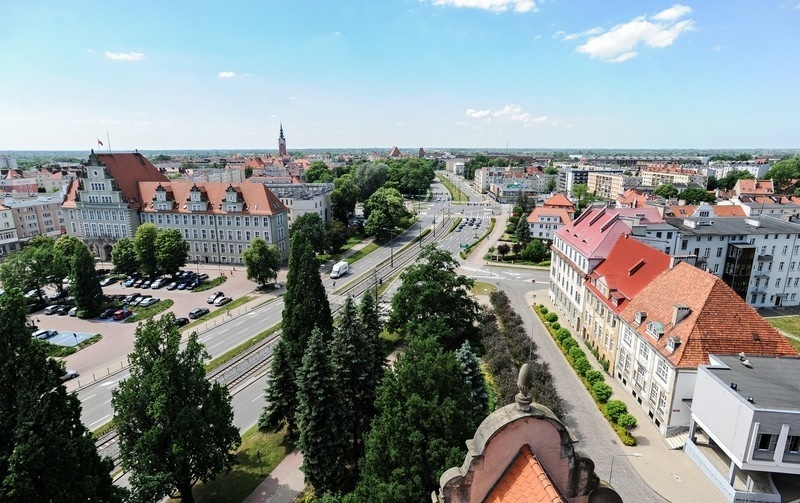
[795,1,800,9]
[562,27,603,41]
[105,51,146,61]
[711,44,723,52]
[573,5,694,63]
[532,34,542,41]
[651,4,692,22]
[270,114,277,119]
[288,96,299,101]
[218,71,249,78]
[466,108,491,118]
[553,30,566,38]
[334,31,341,36]
[396,121,405,126]
[427,0,536,13]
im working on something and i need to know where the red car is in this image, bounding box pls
[113,308,133,320]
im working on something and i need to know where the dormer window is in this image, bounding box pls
[666,336,681,353]
[635,311,647,325]
[646,321,664,340]
[155,184,167,202]
[189,184,202,203]
[226,185,239,203]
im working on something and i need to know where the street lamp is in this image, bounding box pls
[609,453,643,486]
[382,228,397,267]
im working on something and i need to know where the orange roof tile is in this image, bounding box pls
[620,262,797,368]
[585,236,671,314]
[555,207,631,260]
[736,179,774,195]
[710,205,746,217]
[138,181,288,216]
[527,207,572,225]
[542,193,574,210]
[485,445,564,503]
[93,153,169,209]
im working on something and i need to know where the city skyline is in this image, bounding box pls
[1,0,798,151]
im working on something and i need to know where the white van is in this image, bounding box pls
[330,261,349,279]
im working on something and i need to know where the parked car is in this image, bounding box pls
[99,308,117,319]
[167,281,178,290]
[151,278,167,289]
[173,317,190,327]
[188,307,210,319]
[56,305,72,315]
[214,296,232,307]
[99,277,117,287]
[133,278,144,288]
[207,292,225,304]
[68,306,78,317]
[44,304,63,315]
[177,281,189,290]
[139,297,160,307]
[196,273,209,281]
[60,369,79,382]
[140,279,152,289]
[32,329,58,340]
[124,277,136,287]
[124,293,141,304]
[113,309,133,320]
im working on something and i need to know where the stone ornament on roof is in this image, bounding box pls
[516,363,533,412]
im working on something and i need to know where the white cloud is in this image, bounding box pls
[288,96,299,101]
[561,27,602,41]
[796,1,800,9]
[574,5,694,62]
[456,121,470,126]
[428,0,536,13]
[651,4,692,21]
[104,51,146,61]
[466,104,550,126]
[218,71,249,78]
[532,34,542,41]
[270,114,278,119]
[466,108,491,118]
[334,31,341,36]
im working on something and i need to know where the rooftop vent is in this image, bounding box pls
[667,336,681,353]
[747,396,755,403]
[730,383,738,391]
[672,304,691,325]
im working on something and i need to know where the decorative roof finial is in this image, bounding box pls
[279,123,285,140]
[516,363,533,412]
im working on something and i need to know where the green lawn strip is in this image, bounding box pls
[436,174,468,202]
[193,275,228,292]
[124,299,175,323]
[183,295,254,330]
[470,282,498,296]
[767,317,800,351]
[340,234,367,252]
[40,333,103,358]
[448,217,463,233]
[205,323,281,372]
[168,427,294,503]
[411,228,432,244]
[379,329,403,356]
[92,420,115,439]
[345,242,379,264]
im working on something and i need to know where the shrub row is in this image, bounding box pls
[534,305,637,446]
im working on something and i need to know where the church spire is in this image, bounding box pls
[279,123,285,140]
[278,123,287,157]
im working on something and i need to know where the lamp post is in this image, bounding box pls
[609,453,643,486]
[382,228,397,267]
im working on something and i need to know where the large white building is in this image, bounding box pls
[263,183,333,226]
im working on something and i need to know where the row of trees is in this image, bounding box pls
[0,235,105,316]
[653,184,717,204]
[111,223,189,278]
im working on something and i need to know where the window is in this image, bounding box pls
[623,326,633,346]
[649,384,659,405]
[787,436,800,453]
[757,433,776,451]
[638,343,650,361]
[657,392,667,415]
[656,360,668,381]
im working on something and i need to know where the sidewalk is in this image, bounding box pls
[532,291,727,503]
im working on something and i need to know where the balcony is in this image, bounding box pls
[758,254,773,261]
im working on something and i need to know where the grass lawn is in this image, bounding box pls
[193,275,228,293]
[346,242,379,263]
[205,323,281,372]
[125,299,175,323]
[437,174,468,203]
[471,282,498,296]
[184,295,254,330]
[767,317,800,352]
[169,427,294,503]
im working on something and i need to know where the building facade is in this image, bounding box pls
[587,171,640,200]
[263,183,333,226]
[0,205,19,257]
[3,195,65,242]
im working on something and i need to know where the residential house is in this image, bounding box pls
[582,236,672,373]
[0,204,19,257]
[640,164,708,189]
[526,194,575,242]
[687,354,800,503]
[587,171,640,200]
[261,182,333,226]
[4,195,65,242]
[614,262,796,437]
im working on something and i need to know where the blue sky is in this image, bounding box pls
[1,0,798,151]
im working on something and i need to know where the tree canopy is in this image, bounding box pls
[112,314,240,503]
[353,162,388,201]
[154,228,190,277]
[242,238,282,287]
[330,174,361,223]
[765,157,800,194]
[111,237,139,276]
[363,187,409,241]
[305,161,334,183]
[134,223,159,277]
[291,212,326,254]
[71,243,104,317]
[653,183,679,199]
[679,187,717,204]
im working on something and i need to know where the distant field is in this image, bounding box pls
[767,317,800,352]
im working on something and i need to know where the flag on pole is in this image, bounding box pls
[97,138,104,147]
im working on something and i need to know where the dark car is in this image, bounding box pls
[173,317,190,327]
[177,281,189,290]
[140,279,152,289]
[188,307,210,319]
[124,293,141,304]
[99,308,117,319]
[99,277,117,287]
[196,273,209,281]
[56,305,72,315]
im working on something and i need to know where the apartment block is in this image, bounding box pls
[587,171,640,199]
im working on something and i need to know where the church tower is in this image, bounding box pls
[278,123,287,157]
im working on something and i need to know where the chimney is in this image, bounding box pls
[672,304,691,325]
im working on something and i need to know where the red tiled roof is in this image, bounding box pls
[527,207,572,225]
[607,206,664,224]
[61,179,79,209]
[585,236,671,314]
[554,207,631,261]
[542,193,574,210]
[485,445,564,503]
[389,146,401,157]
[138,181,288,216]
[736,179,774,195]
[620,262,797,368]
[668,205,699,217]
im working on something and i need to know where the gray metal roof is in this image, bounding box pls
[665,216,800,236]
[708,354,800,411]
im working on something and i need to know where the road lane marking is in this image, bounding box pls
[251,393,264,403]
[89,414,111,428]
[84,394,96,400]
[98,380,118,387]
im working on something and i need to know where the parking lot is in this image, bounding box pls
[35,263,275,380]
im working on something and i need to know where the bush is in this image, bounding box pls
[591,382,613,403]
[574,357,591,377]
[555,328,571,341]
[617,413,637,430]
[568,346,585,361]
[605,400,628,423]
[561,337,578,351]
[539,306,548,314]
[585,370,604,386]
[544,312,558,323]
[551,321,562,331]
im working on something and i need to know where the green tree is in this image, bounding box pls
[291,212,327,254]
[0,290,123,502]
[260,233,332,437]
[111,237,139,276]
[0,236,58,305]
[244,166,254,178]
[112,314,240,503]
[242,238,282,287]
[71,244,104,317]
[521,239,548,263]
[514,216,531,244]
[358,290,385,397]
[680,187,717,204]
[324,220,349,255]
[155,228,189,277]
[389,245,479,345]
[765,157,800,194]
[497,243,510,258]
[364,186,408,240]
[353,162,388,200]
[572,183,596,211]
[53,235,84,278]
[297,327,349,495]
[330,174,361,223]
[653,183,679,199]
[455,341,489,419]
[134,223,159,276]
[544,166,558,175]
[305,161,334,183]
[715,169,755,191]
[355,338,483,502]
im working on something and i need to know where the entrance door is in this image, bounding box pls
[775,296,782,307]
